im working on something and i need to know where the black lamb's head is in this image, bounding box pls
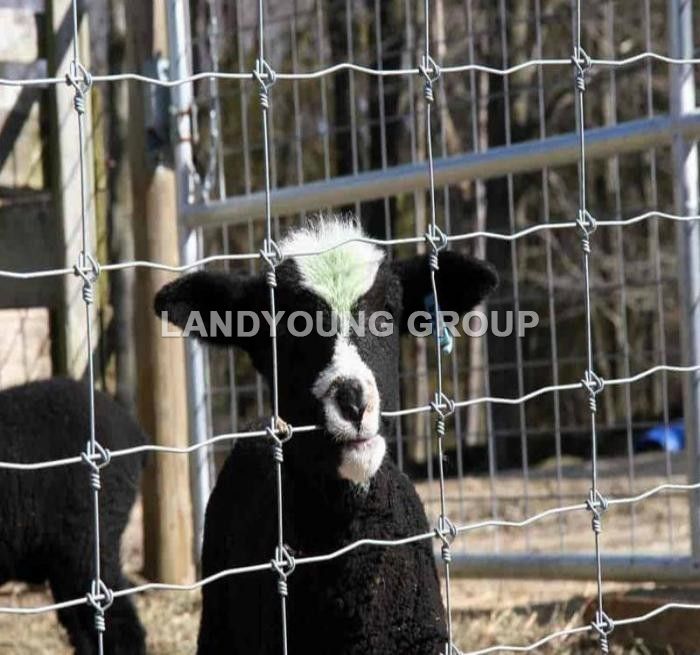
[155,217,497,485]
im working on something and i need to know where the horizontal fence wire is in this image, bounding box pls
[1,31,700,654]
[0,362,698,469]
[2,479,700,617]
[2,52,700,87]
[457,599,700,654]
[0,210,699,280]
[457,602,700,654]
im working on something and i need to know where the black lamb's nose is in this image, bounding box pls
[335,380,366,428]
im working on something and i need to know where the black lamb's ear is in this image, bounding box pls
[154,271,266,348]
[392,251,498,333]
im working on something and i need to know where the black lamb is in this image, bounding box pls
[0,378,147,654]
[155,218,498,654]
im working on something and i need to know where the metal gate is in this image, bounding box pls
[174,0,700,583]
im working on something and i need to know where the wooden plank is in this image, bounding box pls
[0,196,61,309]
[0,60,47,79]
[0,85,45,189]
[0,0,44,11]
[0,8,45,190]
[584,591,700,654]
[0,307,52,388]
[0,8,40,62]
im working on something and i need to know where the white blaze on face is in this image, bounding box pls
[312,337,385,483]
[281,218,386,484]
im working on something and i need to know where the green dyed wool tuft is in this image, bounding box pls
[297,246,371,316]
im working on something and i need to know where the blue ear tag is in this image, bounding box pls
[423,294,454,355]
[439,327,454,355]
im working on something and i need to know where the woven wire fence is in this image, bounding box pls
[2,0,700,653]
[184,0,700,580]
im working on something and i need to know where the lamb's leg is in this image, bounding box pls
[197,469,242,655]
[49,550,145,655]
[48,567,98,655]
[101,561,146,655]
[196,578,233,655]
[50,580,145,655]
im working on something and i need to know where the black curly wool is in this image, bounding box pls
[0,378,146,655]
[198,438,445,655]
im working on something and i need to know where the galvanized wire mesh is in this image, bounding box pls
[1,0,700,653]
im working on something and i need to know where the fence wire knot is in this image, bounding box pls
[431,391,455,447]
[86,579,113,633]
[425,225,448,271]
[586,489,609,535]
[73,252,101,305]
[272,442,284,464]
[571,46,591,92]
[269,417,294,444]
[267,418,293,464]
[65,61,93,115]
[81,440,112,491]
[576,209,597,254]
[271,545,296,597]
[435,515,458,564]
[581,369,604,413]
[591,609,614,654]
[253,58,277,109]
[419,55,441,103]
[260,239,282,288]
[430,392,455,421]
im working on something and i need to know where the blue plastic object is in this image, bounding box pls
[423,294,454,354]
[636,419,685,452]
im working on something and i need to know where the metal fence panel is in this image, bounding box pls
[1,0,700,653]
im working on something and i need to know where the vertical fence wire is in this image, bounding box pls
[394,0,420,476]
[422,1,456,652]
[572,1,612,651]
[205,0,236,444]
[534,0,566,553]
[344,0,360,217]
[235,1,252,196]
[604,0,637,556]
[196,0,226,502]
[290,2,306,234]
[373,0,392,240]
[644,0,676,554]
[248,218,267,417]
[291,3,304,197]
[66,0,110,652]
[464,0,500,555]
[199,225,218,474]
[498,0,531,550]
[254,2,291,653]
[433,1,467,525]
[315,0,332,183]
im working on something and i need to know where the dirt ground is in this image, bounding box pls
[0,452,694,654]
[416,452,690,557]
[0,579,675,654]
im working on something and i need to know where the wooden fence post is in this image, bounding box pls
[126,0,194,584]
